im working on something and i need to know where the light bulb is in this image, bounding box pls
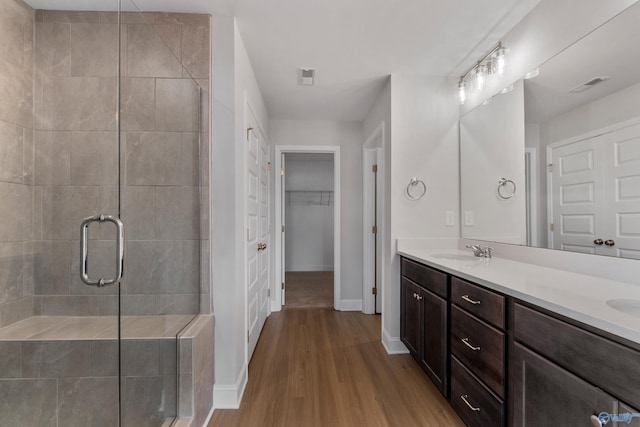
[500,83,513,94]
[524,67,540,79]
[458,80,466,105]
[475,66,485,91]
[494,46,507,75]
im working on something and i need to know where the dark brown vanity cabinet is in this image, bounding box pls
[450,277,505,427]
[512,303,640,426]
[399,257,640,427]
[400,258,448,396]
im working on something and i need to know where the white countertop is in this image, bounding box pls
[397,247,640,346]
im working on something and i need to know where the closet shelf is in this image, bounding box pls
[285,190,334,206]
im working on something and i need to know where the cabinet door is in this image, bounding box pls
[512,343,617,426]
[420,287,447,395]
[401,277,421,357]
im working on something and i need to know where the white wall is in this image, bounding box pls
[284,156,334,271]
[270,120,363,301]
[460,80,526,243]
[387,75,460,347]
[212,17,269,408]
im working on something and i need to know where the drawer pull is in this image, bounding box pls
[461,337,480,351]
[461,294,481,305]
[460,394,481,412]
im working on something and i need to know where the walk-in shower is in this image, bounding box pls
[0,0,211,425]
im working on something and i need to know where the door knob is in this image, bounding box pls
[257,242,267,251]
[593,239,604,246]
[604,239,615,247]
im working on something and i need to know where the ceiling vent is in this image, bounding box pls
[568,76,611,93]
[298,68,316,86]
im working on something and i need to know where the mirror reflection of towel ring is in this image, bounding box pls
[406,177,427,200]
[497,178,516,199]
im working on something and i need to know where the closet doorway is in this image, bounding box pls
[274,146,341,310]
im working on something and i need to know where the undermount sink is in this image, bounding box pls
[430,254,480,262]
[606,299,640,318]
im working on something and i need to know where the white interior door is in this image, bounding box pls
[602,123,640,259]
[246,111,269,360]
[551,138,605,254]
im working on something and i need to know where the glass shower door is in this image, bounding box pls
[0,0,122,425]
[117,1,206,425]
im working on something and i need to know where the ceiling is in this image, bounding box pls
[524,2,640,124]
[26,0,541,122]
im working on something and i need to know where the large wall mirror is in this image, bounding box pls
[461,1,640,259]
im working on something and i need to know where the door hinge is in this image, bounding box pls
[550,223,555,231]
[281,224,285,232]
[246,127,253,141]
[372,287,377,295]
[281,282,285,290]
[372,225,377,234]
[267,161,272,171]
[268,289,271,298]
[247,228,250,241]
[280,168,285,176]
[372,164,378,173]
[548,163,553,172]
[268,224,271,233]
[247,330,250,342]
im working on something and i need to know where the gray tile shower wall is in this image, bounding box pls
[29,9,211,317]
[0,0,35,328]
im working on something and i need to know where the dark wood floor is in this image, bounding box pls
[208,309,464,427]
[284,271,333,309]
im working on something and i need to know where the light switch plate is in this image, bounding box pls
[445,211,455,226]
[464,211,474,226]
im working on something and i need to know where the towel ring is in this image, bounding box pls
[497,178,516,200]
[406,177,426,200]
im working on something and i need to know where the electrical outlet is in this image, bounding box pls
[445,211,455,226]
[464,211,474,226]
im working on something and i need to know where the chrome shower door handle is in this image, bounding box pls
[80,214,125,287]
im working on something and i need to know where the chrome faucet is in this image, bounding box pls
[466,244,493,258]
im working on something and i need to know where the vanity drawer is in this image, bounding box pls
[514,303,640,409]
[451,356,504,427]
[451,276,504,328]
[401,258,447,298]
[451,305,504,398]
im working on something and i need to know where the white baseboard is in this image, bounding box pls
[270,299,281,312]
[286,265,334,272]
[382,328,409,354]
[202,406,215,427]
[213,365,247,409]
[337,299,362,311]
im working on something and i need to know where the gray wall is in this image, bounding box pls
[30,9,210,317]
[0,0,35,328]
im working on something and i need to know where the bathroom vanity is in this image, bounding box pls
[399,250,640,426]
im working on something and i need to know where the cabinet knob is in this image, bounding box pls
[460,395,481,412]
[417,295,423,301]
[604,239,615,247]
[461,295,481,305]
[593,239,604,246]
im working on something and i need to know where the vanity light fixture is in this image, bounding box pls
[457,41,508,105]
